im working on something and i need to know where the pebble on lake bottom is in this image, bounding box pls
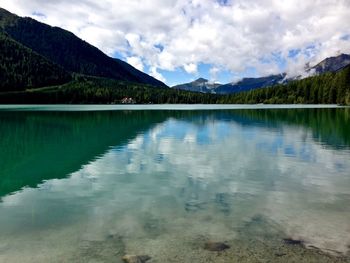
[283,238,304,246]
[122,255,151,263]
[204,241,230,252]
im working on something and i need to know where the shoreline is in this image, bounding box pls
[0,104,347,111]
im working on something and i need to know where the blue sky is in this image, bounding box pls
[1,0,349,86]
[147,64,234,86]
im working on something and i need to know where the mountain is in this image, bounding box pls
[173,53,350,95]
[0,8,166,88]
[224,65,350,105]
[173,78,221,93]
[0,31,71,91]
[215,74,286,94]
[0,76,220,104]
[173,74,286,95]
[0,65,349,105]
[310,53,350,74]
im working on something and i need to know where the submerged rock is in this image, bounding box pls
[215,193,231,214]
[275,252,287,257]
[185,199,206,212]
[204,241,230,251]
[283,238,304,245]
[122,255,151,263]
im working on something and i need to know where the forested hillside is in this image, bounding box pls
[0,31,71,91]
[0,76,219,104]
[0,8,166,87]
[219,66,350,105]
[1,65,349,105]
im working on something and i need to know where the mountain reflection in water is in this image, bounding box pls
[0,108,349,262]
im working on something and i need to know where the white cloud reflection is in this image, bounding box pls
[0,117,350,261]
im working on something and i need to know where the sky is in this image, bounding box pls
[1,0,350,86]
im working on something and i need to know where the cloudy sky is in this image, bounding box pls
[1,0,350,85]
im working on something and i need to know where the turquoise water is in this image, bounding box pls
[0,106,349,262]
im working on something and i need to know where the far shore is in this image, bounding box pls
[0,104,347,112]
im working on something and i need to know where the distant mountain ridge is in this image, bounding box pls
[0,7,166,91]
[173,74,286,94]
[173,54,350,94]
[310,53,350,74]
[215,74,286,94]
[172,78,221,93]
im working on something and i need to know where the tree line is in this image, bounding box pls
[221,66,350,105]
[0,63,349,105]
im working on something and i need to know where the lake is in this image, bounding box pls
[0,105,349,262]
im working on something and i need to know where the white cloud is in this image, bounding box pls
[1,0,350,83]
[209,66,220,82]
[126,56,144,71]
[149,66,166,83]
[183,63,198,74]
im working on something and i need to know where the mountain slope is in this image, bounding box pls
[173,54,350,95]
[310,53,350,74]
[0,8,166,87]
[215,74,286,94]
[172,74,286,95]
[221,65,350,105]
[0,31,71,92]
[173,78,220,93]
[0,65,349,105]
[0,76,219,104]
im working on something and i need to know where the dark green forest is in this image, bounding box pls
[0,8,165,87]
[0,75,219,104]
[0,66,349,105]
[221,66,350,105]
[0,31,71,91]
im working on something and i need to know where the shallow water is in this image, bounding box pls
[0,107,350,262]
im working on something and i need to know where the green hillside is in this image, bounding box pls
[0,76,219,104]
[0,65,349,104]
[0,31,71,92]
[0,8,166,88]
[219,66,350,105]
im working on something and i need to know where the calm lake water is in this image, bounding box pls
[0,106,349,262]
